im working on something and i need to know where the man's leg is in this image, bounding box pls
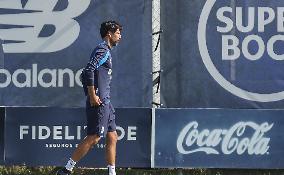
[71,134,101,161]
[57,134,101,175]
[57,99,106,175]
[106,131,117,165]
[71,101,104,161]
[106,131,118,175]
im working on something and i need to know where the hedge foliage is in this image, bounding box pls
[0,166,284,175]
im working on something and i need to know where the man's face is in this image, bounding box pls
[109,29,121,47]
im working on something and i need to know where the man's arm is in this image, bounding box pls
[87,85,101,106]
[84,47,108,106]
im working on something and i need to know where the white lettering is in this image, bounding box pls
[32,64,37,87]
[242,35,265,61]
[0,69,11,88]
[277,7,284,32]
[46,143,73,148]
[216,7,233,33]
[0,64,83,88]
[65,126,74,140]
[0,0,91,53]
[236,7,255,33]
[258,7,275,32]
[77,126,82,140]
[222,35,240,60]
[38,126,50,139]
[19,125,137,141]
[127,126,137,141]
[116,126,125,140]
[177,121,273,155]
[38,69,57,88]
[12,69,31,88]
[32,126,36,140]
[53,126,62,140]
[217,7,283,33]
[222,35,284,61]
[267,35,284,60]
[20,125,29,139]
[58,69,74,87]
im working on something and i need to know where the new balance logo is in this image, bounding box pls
[0,0,91,53]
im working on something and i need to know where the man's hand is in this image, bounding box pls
[90,94,102,106]
[87,86,102,106]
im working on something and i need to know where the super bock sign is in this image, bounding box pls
[198,0,284,102]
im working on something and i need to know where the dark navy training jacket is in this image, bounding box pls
[81,41,113,104]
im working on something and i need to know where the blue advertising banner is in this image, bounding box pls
[153,108,284,168]
[161,0,284,108]
[0,107,4,165]
[0,0,152,107]
[4,107,151,167]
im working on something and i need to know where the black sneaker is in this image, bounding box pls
[56,168,71,175]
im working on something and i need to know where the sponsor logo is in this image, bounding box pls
[177,121,273,155]
[0,64,83,88]
[0,0,91,53]
[108,69,112,75]
[19,125,137,149]
[198,0,284,102]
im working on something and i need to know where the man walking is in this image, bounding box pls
[57,20,122,175]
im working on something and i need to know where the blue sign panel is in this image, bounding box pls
[0,107,4,165]
[161,0,284,108]
[5,107,151,167]
[153,108,284,168]
[0,0,152,107]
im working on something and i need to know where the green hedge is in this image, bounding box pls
[0,166,284,175]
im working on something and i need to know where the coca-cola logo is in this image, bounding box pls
[177,121,273,155]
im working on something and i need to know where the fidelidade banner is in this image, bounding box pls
[5,107,151,167]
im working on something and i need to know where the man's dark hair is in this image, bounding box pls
[100,21,122,38]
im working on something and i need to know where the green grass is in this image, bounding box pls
[0,166,284,175]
